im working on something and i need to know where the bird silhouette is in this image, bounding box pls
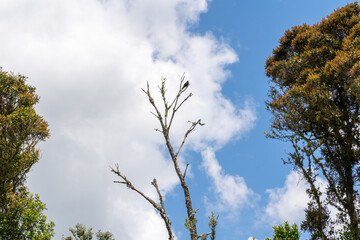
[182,81,189,90]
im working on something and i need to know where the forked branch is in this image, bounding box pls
[111,164,174,240]
[176,119,205,158]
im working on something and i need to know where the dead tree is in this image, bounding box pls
[111,74,218,240]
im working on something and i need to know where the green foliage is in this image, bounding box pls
[68,223,93,240]
[0,187,55,239]
[265,222,300,240]
[95,230,115,240]
[0,68,49,196]
[338,226,358,240]
[0,68,53,239]
[208,212,218,240]
[184,212,218,240]
[184,216,198,231]
[63,223,115,240]
[266,2,360,238]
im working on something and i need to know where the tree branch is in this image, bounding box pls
[111,165,174,240]
[176,119,205,158]
[183,163,189,179]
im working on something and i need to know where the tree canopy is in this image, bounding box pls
[0,68,49,195]
[266,2,360,239]
[0,187,54,239]
[265,222,300,240]
[0,68,53,239]
[62,223,115,240]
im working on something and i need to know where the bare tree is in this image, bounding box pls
[111,74,218,240]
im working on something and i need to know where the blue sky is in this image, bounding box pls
[0,0,354,239]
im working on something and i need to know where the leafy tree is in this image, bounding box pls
[266,3,360,239]
[0,187,54,239]
[265,222,300,240]
[95,231,115,240]
[64,223,93,240]
[0,68,53,239]
[0,68,49,196]
[62,223,115,240]
[111,75,218,239]
[338,225,358,240]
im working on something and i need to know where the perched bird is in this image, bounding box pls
[182,81,189,90]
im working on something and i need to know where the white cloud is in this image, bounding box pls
[0,0,256,239]
[264,171,344,237]
[265,171,309,224]
[202,148,258,213]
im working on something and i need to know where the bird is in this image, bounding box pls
[182,81,189,90]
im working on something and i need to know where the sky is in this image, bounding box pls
[0,0,354,239]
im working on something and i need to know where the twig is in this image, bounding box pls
[168,74,192,130]
[176,119,205,158]
[183,163,189,178]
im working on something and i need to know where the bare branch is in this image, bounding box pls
[142,81,170,136]
[111,165,155,204]
[174,92,193,112]
[150,111,159,119]
[168,74,192,130]
[168,92,193,130]
[169,73,185,110]
[113,180,127,184]
[198,232,211,240]
[111,165,174,240]
[176,119,205,158]
[159,77,170,127]
[151,179,174,240]
[183,163,189,179]
[143,83,163,119]
[151,179,164,209]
